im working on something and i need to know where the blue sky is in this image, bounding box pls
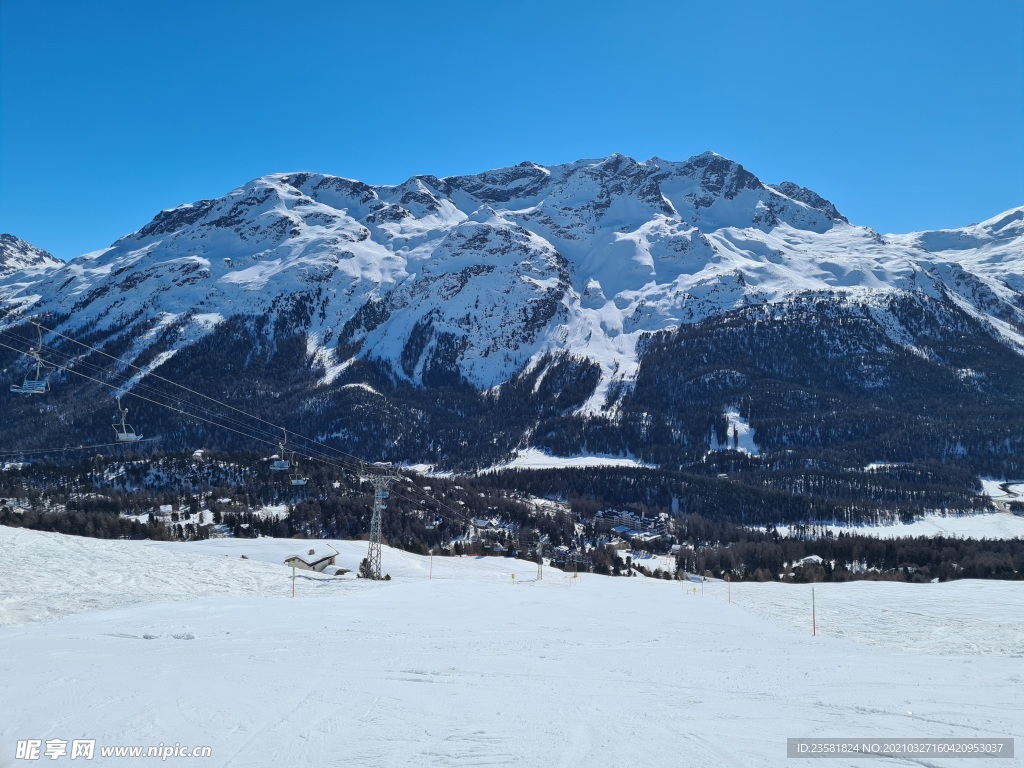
[1,0,1022,260]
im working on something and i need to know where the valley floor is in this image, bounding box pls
[1,527,1021,767]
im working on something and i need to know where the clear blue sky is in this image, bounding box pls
[2,0,1022,260]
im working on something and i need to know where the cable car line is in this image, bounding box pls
[0,336,308,460]
[0,328,374,479]
[30,322,376,472]
[1,326,318,461]
[2,325,298,455]
[0,333,410,498]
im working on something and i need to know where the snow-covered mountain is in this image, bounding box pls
[1,153,1022,472]
[2,153,1021,397]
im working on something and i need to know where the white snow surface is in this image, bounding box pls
[770,511,1024,541]
[766,479,1024,540]
[709,406,760,456]
[483,447,655,472]
[980,477,1024,503]
[1,527,1022,767]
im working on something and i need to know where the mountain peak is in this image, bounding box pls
[0,234,62,276]
[769,181,849,224]
[677,152,761,196]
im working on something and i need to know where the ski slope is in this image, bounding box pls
[1,527,1021,767]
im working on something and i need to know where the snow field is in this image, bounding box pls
[769,511,1024,541]
[0,527,1022,767]
[708,579,1024,657]
[709,406,760,456]
[482,447,654,472]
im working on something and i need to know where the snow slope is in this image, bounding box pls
[1,527,1021,767]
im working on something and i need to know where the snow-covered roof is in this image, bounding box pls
[284,544,338,567]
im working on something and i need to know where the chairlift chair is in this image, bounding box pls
[112,397,143,442]
[10,327,50,394]
[270,428,290,471]
[289,453,308,486]
[10,377,48,394]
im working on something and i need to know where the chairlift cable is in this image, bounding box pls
[0,336,320,460]
[1,326,301,457]
[0,334,398,485]
[0,327,375,476]
[1,326,314,455]
[32,321,376,470]
[2,328,474,518]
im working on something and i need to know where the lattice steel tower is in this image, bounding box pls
[366,475,394,580]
